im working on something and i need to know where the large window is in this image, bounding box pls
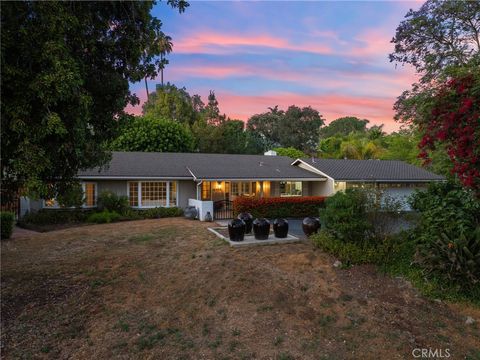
[83,183,97,207]
[128,181,177,208]
[280,181,302,197]
[201,181,211,200]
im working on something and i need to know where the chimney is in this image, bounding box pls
[264,150,277,156]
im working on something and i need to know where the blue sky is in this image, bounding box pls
[128,0,422,132]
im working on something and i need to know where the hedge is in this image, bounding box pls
[19,209,94,225]
[1,212,15,239]
[233,196,326,218]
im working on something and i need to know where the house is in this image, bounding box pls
[21,151,444,219]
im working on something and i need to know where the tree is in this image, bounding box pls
[142,83,201,125]
[111,116,195,153]
[247,105,324,153]
[204,91,224,125]
[417,71,480,193]
[1,1,188,201]
[319,117,370,138]
[192,119,263,154]
[391,0,480,187]
[273,147,307,159]
[390,0,480,83]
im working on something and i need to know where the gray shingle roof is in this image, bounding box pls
[78,151,322,180]
[298,158,445,181]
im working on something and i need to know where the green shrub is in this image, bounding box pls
[312,229,402,265]
[140,207,184,219]
[415,229,480,288]
[410,181,480,290]
[1,212,15,239]
[97,191,129,213]
[319,189,372,243]
[19,209,92,225]
[86,210,121,224]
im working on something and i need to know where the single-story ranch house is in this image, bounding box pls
[21,151,444,219]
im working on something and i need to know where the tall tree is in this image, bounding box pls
[247,105,324,153]
[204,91,224,125]
[391,0,480,186]
[142,83,201,125]
[111,115,195,153]
[390,0,480,83]
[319,117,370,138]
[1,1,188,201]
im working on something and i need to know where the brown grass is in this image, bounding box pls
[1,218,479,359]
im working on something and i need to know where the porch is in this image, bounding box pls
[192,180,312,220]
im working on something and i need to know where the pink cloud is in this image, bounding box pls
[173,31,333,55]
[348,29,395,58]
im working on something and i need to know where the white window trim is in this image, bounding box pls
[82,182,97,208]
[127,181,178,209]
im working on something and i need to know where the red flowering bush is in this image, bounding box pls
[418,73,480,194]
[233,196,326,218]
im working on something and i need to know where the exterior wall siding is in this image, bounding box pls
[97,180,128,196]
[178,180,196,208]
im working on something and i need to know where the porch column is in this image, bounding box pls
[260,181,264,197]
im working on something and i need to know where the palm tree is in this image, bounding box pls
[144,33,172,101]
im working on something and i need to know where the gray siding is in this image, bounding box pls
[97,180,128,196]
[178,180,196,208]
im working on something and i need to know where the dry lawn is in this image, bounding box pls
[1,218,479,359]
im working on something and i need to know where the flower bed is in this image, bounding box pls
[233,196,326,218]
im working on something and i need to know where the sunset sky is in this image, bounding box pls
[127,1,422,132]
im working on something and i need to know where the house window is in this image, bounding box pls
[129,182,138,207]
[280,181,302,196]
[201,181,211,200]
[169,181,177,206]
[142,181,167,207]
[83,183,97,207]
[241,182,251,195]
[231,182,239,196]
[128,181,177,208]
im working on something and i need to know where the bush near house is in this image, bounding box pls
[19,209,94,226]
[312,183,480,302]
[1,212,15,239]
[233,196,326,218]
[87,210,122,224]
[138,207,184,219]
[97,191,129,213]
[410,181,480,290]
[18,206,185,231]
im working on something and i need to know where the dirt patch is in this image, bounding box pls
[2,218,479,359]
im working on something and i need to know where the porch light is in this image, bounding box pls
[216,181,222,189]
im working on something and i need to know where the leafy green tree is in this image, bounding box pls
[247,105,324,153]
[273,147,307,159]
[380,130,421,164]
[142,83,202,126]
[204,91,225,125]
[390,0,480,83]
[192,119,262,154]
[318,131,385,160]
[1,1,188,201]
[111,116,194,153]
[391,1,480,181]
[319,117,369,138]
